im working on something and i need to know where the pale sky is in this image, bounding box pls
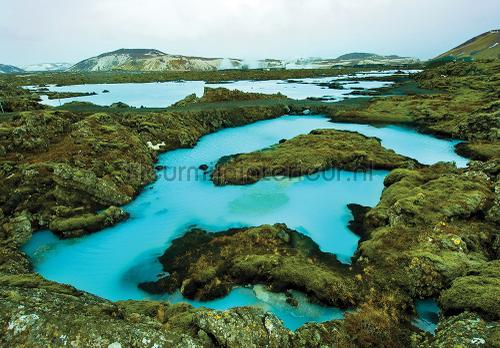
[1,0,499,66]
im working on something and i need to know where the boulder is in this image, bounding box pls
[2,211,31,246]
[193,307,291,347]
[52,163,131,207]
[419,312,499,348]
[49,206,129,238]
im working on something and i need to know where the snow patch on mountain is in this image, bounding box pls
[0,64,24,74]
[23,63,73,72]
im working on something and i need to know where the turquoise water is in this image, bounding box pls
[32,71,399,107]
[37,81,206,108]
[23,115,467,330]
[414,299,440,333]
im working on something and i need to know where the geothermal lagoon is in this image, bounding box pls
[24,112,467,330]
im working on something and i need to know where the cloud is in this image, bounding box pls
[1,0,499,65]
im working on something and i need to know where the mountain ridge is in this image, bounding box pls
[68,48,419,72]
[68,49,238,72]
[0,64,24,74]
[435,29,499,60]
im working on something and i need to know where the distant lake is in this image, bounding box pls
[29,70,419,108]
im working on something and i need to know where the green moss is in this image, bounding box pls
[456,141,500,161]
[439,260,500,320]
[49,206,129,238]
[213,129,419,185]
[365,165,492,227]
[139,224,358,307]
[327,60,500,144]
[356,164,497,298]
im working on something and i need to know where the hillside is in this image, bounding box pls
[68,49,238,72]
[69,48,419,72]
[0,64,24,74]
[69,49,292,72]
[436,29,499,60]
[287,53,418,69]
[332,52,418,66]
[23,63,72,72]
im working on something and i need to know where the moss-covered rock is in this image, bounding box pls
[52,163,132,207]
[0,273,202,347]
[140,224,357,307]
[192,307,291,347]
[292,321,353,347]
[439,261,500,320]
[173,87,287,108]
[1,273,322,347]
[357,164,497,298]
[2,211,32,246]
[455,142,500,161]
[212,129,419,185]
[365,164,493,228]
[49,206,129,238]
[419,312,500,348]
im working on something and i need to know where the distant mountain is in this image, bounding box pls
[68,48,419,72]
[336,52,381,60]
[0,64,24,74]
[285,53,418,69]
[332,52,418,66]
[435,30,500,61]
[23,63,73,72]
[68,49,232,72]
[68,49,291,72]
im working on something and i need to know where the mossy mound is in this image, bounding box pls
[356,164,498,298]
[49,206,129,238]
[456,141,500,161]
[140,224,357,307]
[439,260,500,320]
[212,129,419,185]
[172,87,287,108]
[419,312,500,348]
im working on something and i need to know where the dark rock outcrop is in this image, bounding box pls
[140,224,357,307]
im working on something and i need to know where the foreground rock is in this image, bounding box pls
[419,312,500,348]
[0,273,361,347]
[140,224,357,307]
[439,260,500,320]
[212,129,418,185]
